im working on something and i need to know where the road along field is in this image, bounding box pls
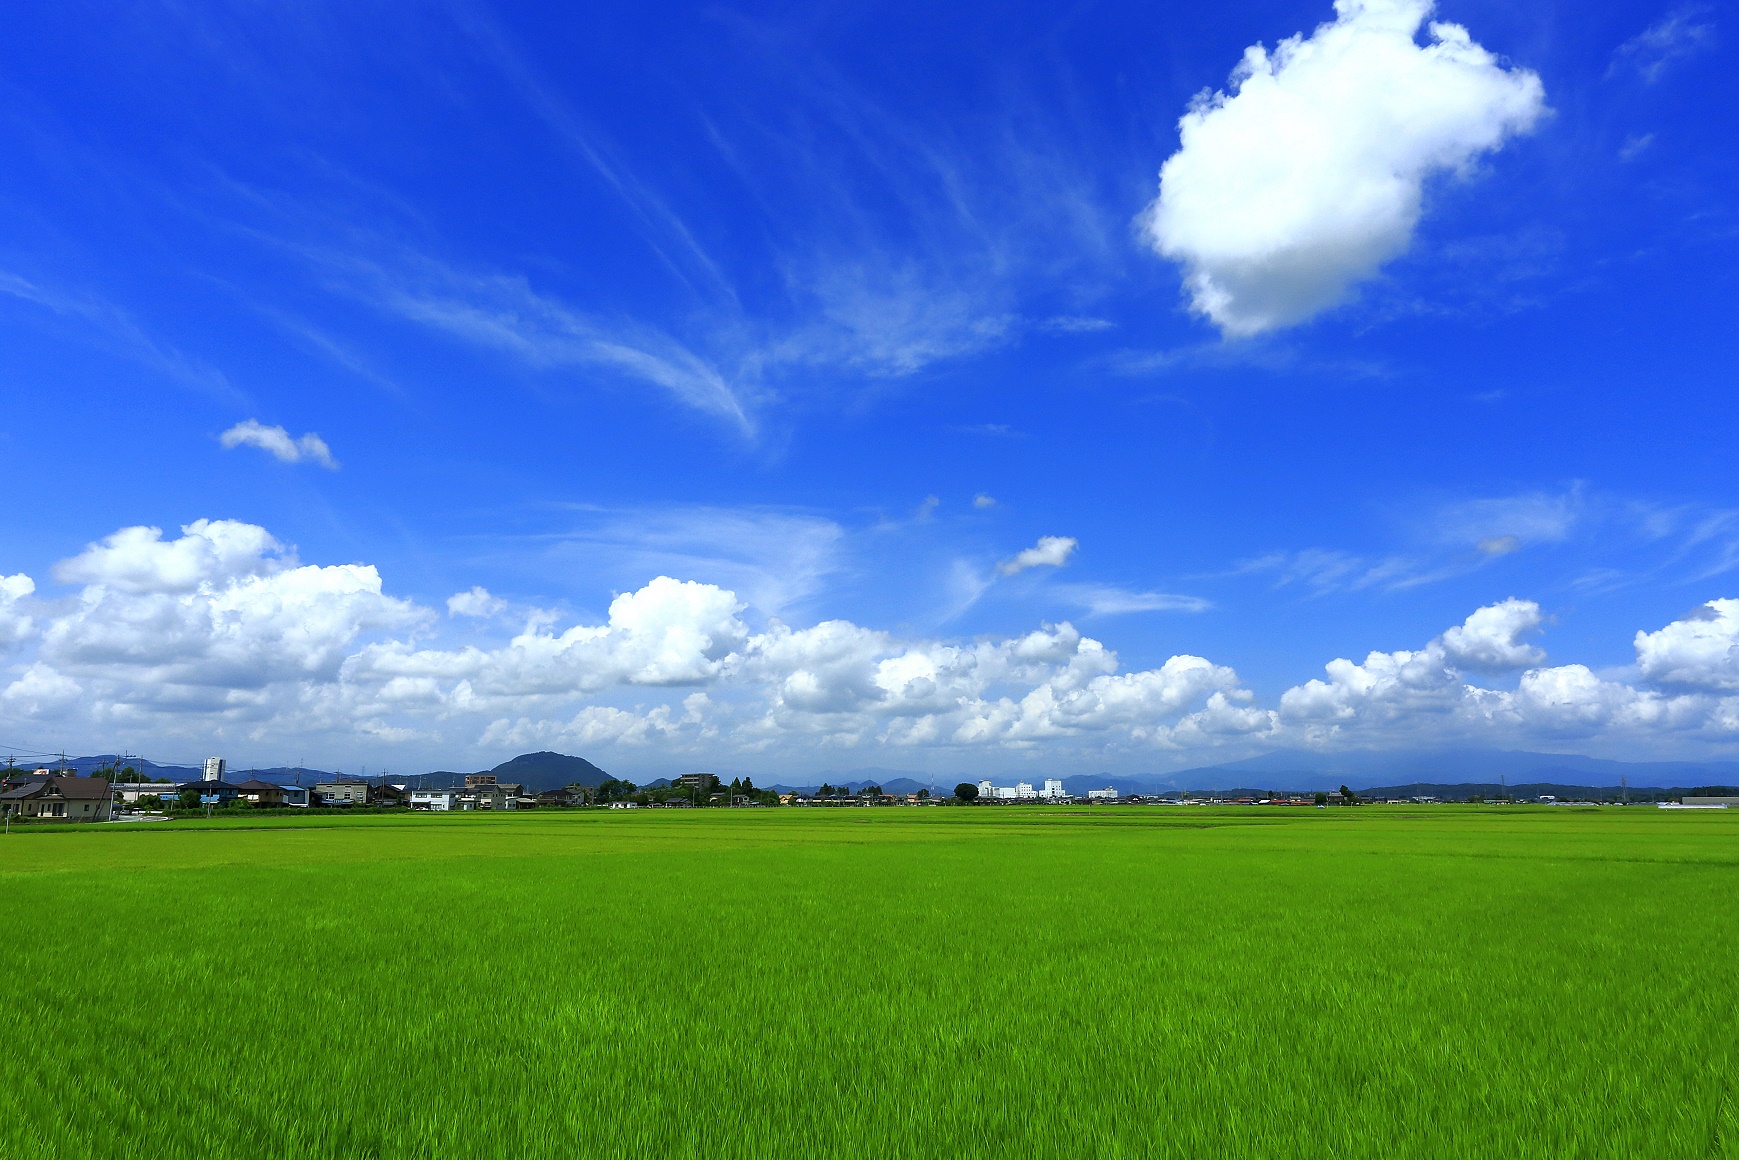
[1,805,1734,1158]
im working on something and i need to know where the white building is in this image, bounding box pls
[409,789,459,811]
[977,779,994,799]
[992,785,1018,800]
[111,782,179,805]
[202,756,225,782]
[1041,778,1066,799]
[1015,782,1037,800]
[1087,788,1118,801]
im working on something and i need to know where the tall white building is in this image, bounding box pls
[202,756,225,783]
[1015,782,1037,800]
[1042,778,1065,799]
[977,779,994,799]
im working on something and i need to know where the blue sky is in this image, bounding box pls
[0,0,1735,777]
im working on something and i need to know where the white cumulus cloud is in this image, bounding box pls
[1140,0,1545,335]
[1634,599,1739,691]
[0,573,35,646]
[220,420,339,469]
[20,516,1739,767]
[447,587,507,618]
[998,536,1078,577]
[1439,597,1544,670]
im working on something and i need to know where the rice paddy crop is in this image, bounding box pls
[1,805,1734,1158]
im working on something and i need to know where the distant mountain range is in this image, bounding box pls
[1,755,339,784]
[1154,747,1739,791]
[17,747,1739,798]
[754,749,1739,797]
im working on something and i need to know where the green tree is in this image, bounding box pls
[954,782,979,802]
[1314,791,1328,806]
[917,789,929,800]
[1339,784,1358,806]
[597,778,639,803]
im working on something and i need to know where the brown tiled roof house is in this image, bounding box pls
[0,776,112,822]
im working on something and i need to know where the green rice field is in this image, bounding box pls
[2,805,1734,1157]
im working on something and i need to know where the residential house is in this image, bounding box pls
[176,780,243,806]
[409,789,460,811]
[233,779,287,807]
[3,768,52,789]
[314,780,372,806]
[457,781,521,810]
[538,785,591,807]
[0,776,112,822]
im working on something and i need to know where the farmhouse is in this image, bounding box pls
[0,775,112,822]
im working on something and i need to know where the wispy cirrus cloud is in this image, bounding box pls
[1609,6,1716,84]
[327,249,757,434]
[1236,488,1739,599]
[1053,583,1211,616]
[0,271,239,402]
[519,505,847,620]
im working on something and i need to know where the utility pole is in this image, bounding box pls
[1621,774,1629,806]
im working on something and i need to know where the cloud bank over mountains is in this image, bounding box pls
[5,519,1739,771]
[1142,0,1545,335]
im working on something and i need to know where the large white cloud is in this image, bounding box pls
[1140,0,1545,335]
[1277,598,1739,748]
[54,520,285,594]
[1439,597,1544,670]
[1634,600,1739,691]
[1279,598,1545,728]
[19,521,424,719]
